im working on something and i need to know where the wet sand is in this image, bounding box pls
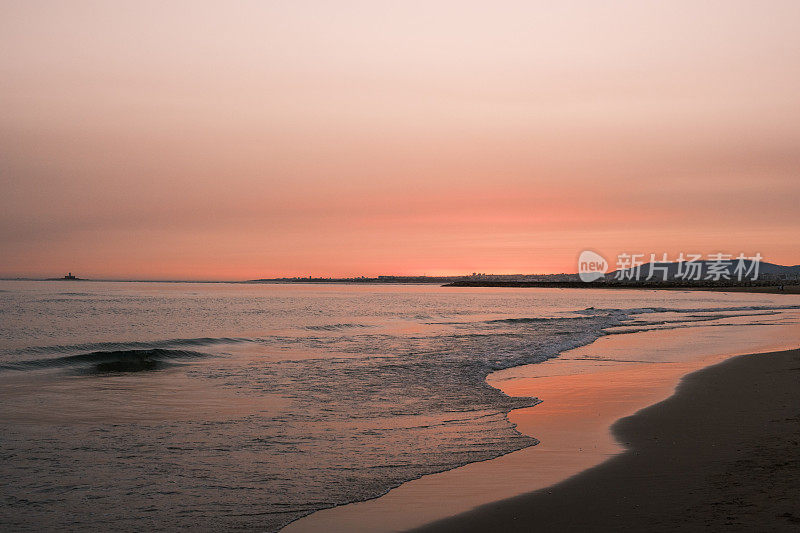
[415,348,800,532]
[283,311,800,533]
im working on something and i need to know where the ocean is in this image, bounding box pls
[0,281,796,531]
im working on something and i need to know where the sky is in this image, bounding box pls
[2,0,799,280]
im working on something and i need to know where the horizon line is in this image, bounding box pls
[2,258,799,285]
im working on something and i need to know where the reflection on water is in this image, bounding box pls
[0,281,797,531]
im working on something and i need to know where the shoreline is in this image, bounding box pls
[283,311,800,532]
[414,347,800,532]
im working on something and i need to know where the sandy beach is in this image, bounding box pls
[416,347,800,532]
[285,309,800,532]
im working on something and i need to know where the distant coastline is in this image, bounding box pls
[4,278,796,294]
[442,280,800,295]
[3,260,798,289]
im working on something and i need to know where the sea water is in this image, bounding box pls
[0,281,796,531]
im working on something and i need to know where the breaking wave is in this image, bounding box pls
[0,348,213,373]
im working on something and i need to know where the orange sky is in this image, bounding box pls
[2,1,799,279]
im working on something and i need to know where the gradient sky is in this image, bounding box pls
[2,1,799,279]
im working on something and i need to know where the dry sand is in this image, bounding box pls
[413,348,800,532]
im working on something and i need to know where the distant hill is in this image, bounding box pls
[444,260,800,291]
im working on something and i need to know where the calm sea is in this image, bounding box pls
[0,281,796,531]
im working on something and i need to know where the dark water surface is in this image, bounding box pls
[0,281,795,531]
